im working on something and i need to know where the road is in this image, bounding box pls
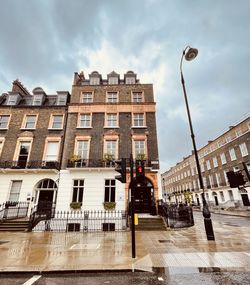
[194,211,250,228]
[1,271,250,285]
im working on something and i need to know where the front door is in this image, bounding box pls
[37,190,54,214]
[241,194,250,206]
[134,186,151,213]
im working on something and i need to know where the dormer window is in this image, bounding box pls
[57,95,67,105]
[7,94,20,106]
[126,77,135,84]
[33,95,43,106]
[108,77,118,85]
[90,77,100,85]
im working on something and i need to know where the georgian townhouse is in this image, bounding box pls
[162,117,250,208]
[0,80,69,212]
[56,71,160,214]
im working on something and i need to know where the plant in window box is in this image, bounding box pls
[103,153,114,161]
[70,202,82,210]
[103,202,116,210]
[136,153,146,161]
[70,154,81,162]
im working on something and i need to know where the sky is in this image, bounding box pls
[0,0,250,173]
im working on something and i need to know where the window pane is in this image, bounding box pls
[45,142,59,161]
[0,115,10,128]
[104,187,109,202]
[110,187,115,202]
[78,188,84,202]
[72,188,78,202]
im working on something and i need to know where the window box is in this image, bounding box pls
[103,202,116,210]
[70,202,82,210]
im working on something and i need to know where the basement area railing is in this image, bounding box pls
[0,201,29,221]
[30,210,128,232]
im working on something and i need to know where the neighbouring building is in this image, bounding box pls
[0,80,70,214]
[161,117,250,208]
[0,71,160,221]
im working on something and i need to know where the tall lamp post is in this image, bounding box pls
[180,46,215,240]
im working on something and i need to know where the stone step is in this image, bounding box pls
[0,220,29,232]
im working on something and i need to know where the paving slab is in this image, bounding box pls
[0,212,249,273]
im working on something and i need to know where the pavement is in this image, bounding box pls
[0,212,250,274]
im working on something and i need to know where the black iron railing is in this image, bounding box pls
[31,210,128,232]
[28,201,56,231]
[67,159,159,169]
[0,161,60,170]
[0,201,29,221]
[161,204,194,229]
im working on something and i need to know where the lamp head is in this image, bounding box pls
[185,47,198,61]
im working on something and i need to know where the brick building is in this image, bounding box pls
[57,71,160,214]
[0,80,69,211]
[161,117,250,208]
[0,72,160,215]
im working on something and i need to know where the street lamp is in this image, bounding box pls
[180,46,215,240]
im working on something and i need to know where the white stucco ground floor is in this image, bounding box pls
[0,168,161,216]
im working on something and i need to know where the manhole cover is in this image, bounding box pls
[158,240,173,243]
[0,241,9,245]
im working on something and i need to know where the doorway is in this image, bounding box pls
[241,194,250,206]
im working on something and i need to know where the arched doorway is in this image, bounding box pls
[34,179,58,212]
[131,177,155,214]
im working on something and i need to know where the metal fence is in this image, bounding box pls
[0,201,29,220]
[161,204,194,229]
[32,210,128,232]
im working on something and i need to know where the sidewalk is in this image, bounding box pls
[0,212,249,273]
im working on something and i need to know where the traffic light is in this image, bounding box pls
[115,158,126,183]
[226,171,245,188]
[136,160,145,180]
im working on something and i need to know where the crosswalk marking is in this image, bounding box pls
[22,275,41,285]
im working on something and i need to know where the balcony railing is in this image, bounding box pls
[67,159,159,169]
[0,161,60,170]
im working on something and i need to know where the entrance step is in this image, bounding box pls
[0,219,30,232]
[131,216,167,231]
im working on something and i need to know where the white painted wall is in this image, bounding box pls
[56,169,126,211]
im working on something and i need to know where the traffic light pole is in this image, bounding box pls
[130,154,136,258]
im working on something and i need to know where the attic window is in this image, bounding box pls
[125,77,135,84]
[33,95,43,106]
[90,77,100,85]
[7,95,18,105]
[108,77,118,85]
[57,95,67,105]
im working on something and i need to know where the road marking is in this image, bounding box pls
[22,275,41,285]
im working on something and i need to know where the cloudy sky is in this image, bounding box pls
[0,0,249,172]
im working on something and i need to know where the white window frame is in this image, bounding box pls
[42,137,61,161]
[239,143,248,157]
[49,115,64,129]
[82,92,93,103]
[104,139,118,159]
[104,179,116,202]
[133,113,145,127]
[8,180,22,201]
[125,77,135,84]
[78,113,92,128]
[213,157,218,168]
[13,138,33,163]
[0,115,10,129]
[72,179,84,203]
[22,114,38,129]
[220,153,227,165]
[33,95,43,106]
[57,95,67,105]
[229,148,237,161]
[106,92,118,103]
[75,139,90,160]
[0,138,5,157]
[132,92,143,103]
[206,160,211,170]
[105,113,118,128]
[108,77,118,85]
